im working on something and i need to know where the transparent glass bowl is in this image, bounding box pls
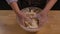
[16,7,47,32]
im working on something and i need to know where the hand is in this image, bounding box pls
[16,10,32,26]
[36,11,48,26]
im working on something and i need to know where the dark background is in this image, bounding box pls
[0,0,60,10]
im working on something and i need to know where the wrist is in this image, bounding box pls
[42,9,50,13]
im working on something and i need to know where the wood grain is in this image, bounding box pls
[0,10,60,34]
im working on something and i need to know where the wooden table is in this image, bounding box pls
[0,10,60,34]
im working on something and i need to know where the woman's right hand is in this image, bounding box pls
[16,10,32,25]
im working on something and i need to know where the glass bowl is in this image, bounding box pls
[16,7,47,32]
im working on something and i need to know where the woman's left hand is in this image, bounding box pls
[37,10,48,25]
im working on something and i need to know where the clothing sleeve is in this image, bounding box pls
[6,0,18,4]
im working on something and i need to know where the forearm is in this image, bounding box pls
[43,0,57,13]
[6,0,20,14]
[9,2,20,13]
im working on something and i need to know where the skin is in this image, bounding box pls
[8,0,57,24]
[41,0,57,15]
[38,0,57,24]
[6,0,57,32]
[9,2,30,20]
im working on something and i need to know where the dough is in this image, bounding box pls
[24,9,39,28]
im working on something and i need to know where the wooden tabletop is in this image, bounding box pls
[0,10,60,34]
